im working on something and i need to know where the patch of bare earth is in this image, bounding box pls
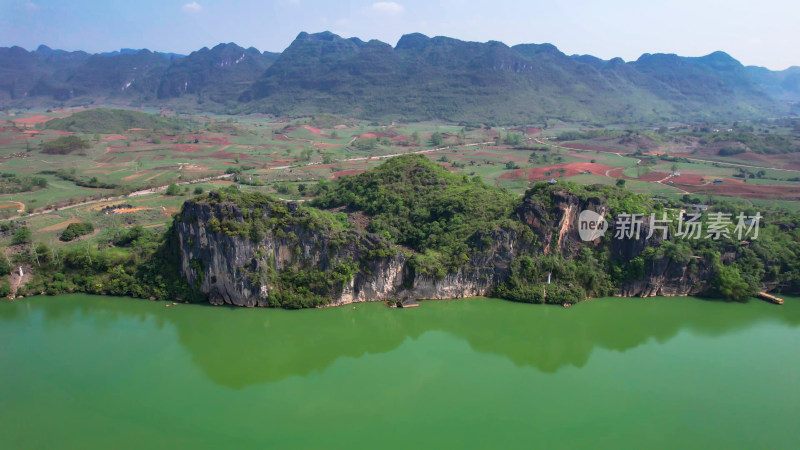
[39,217,82,232]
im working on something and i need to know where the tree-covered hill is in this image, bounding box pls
[312,154,521,270]
[44,108,192,134]
[242,32,789,123]
[2,32,800,123]
[156,43,280,103]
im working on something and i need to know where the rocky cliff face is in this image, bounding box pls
[617,256,714,297]
[176,189,720,307]
[514,189,717,298]
[175,194,522,307]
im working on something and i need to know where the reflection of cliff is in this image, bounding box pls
[167,297,800,388]
[2,295,798,389]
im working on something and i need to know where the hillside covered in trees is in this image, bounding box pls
[2,32,799,123]
[44,108,191,134]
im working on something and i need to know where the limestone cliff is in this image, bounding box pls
[175,185,722,307]
[175,191,522,307]
[514,189,717,298]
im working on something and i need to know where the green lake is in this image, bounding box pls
[1,294,799,449]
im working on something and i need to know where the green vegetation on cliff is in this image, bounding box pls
[186,187,350,242]
[6,154,800,307]
[11,224,200,301]
[312,154,527,275]
[180,187,364,308]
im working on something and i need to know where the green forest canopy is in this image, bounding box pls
[44,108,192,134]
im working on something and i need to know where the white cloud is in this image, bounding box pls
[25,2,40,12]
[369,2,404,16]
[181,2,203,14]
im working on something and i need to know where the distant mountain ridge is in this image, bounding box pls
[1,31,798,123]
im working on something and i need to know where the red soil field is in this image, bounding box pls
[783,162,800,171]
[669,174,705,186]
[207,137,233,146]
[272,134,291,141]
[152,155,165,161]
[172,144,208,153]
[333,169,367,179]
[302,125,335,139]
[12,115,52,125]
[121,172,146,181]
[312,142,340,149]
[102,135,127,141]
[52,130,74,135]
[499,163,615,182]
[606,168,625,178]
[207,151,253,161]
[632,172,671,182]
[682,183,800,201]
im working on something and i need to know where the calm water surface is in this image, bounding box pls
[1,294,799,449]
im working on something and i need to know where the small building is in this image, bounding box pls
[547,178,558,184]
[713,179,723,184]
[691,204,709,211]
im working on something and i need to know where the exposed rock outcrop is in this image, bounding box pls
[175,194,523,307]
[176,188,721,307]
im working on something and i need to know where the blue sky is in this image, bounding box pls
[1,0,797,70]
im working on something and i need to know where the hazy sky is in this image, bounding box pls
[1,0,797,70]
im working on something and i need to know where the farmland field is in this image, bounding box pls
[2,108,800,251]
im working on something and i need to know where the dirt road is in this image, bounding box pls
[1,141,492,222]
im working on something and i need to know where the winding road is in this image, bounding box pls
[1,140,493,222]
